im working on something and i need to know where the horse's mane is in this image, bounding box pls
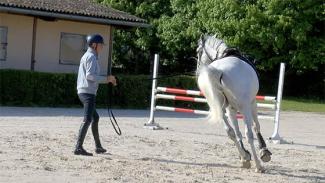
[200,35,259,77]
[203,35,224,50]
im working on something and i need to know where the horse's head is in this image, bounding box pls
[196,34,228,72]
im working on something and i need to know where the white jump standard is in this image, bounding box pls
[145,54,286,144]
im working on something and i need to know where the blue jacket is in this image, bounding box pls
[77,48,107,95]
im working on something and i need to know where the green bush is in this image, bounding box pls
[0,70,80,107]
[0,70,201,109]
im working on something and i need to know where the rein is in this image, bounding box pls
[202,46,218,63]
[201,38,224,63]
[107,83,122,136]
[147,57,199,80]
[151,72,196,80]
[105,72,196,136]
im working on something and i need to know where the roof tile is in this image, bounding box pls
[0,0,146,23]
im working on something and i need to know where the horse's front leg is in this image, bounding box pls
[251,101,272,162]
[226,107,252,168]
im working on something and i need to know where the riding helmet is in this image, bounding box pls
[86,34,104,46]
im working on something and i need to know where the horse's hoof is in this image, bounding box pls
[255,167,266,173]
[260,148,272,162]
[244,150,251,161]
[241,160,251,169]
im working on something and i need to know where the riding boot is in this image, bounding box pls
[92,119,107,154]
[74,122,93,156]
[95,147,107,154]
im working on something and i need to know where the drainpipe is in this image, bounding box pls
[30,17,37,71]
[107,26,114,75]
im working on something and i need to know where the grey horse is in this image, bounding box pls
[196,35,272,173]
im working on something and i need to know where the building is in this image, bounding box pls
[0,0,148,74]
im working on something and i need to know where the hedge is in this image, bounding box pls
[0,69,323,108]
[0,69,204,109]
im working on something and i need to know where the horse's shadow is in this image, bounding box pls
[267,165,325,182]
[139,157,237,169]
[140,157,325,182]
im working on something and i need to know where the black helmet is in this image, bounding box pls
[86,34,104,46]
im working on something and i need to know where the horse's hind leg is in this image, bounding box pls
[252,102,272,162]
[226,107,251,168]
[222,118,251,169]
[242,107,264,173]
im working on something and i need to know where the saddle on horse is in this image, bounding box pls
[221,48,259,78]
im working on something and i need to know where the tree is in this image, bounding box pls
[98,0,172,74]
[156,0,200,72]
[161,0,324,70]
[99,0,324,73]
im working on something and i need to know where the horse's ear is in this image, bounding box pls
[214,34,217,38]
[200,34,204,41]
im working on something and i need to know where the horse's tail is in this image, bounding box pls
[197,66,224,123]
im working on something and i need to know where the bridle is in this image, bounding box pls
[197,37,225,84]
[198,38,224,67]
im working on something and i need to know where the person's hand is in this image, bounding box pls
[107,75,117,86]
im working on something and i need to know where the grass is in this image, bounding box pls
[281,98,325,113]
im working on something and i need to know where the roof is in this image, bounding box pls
[0,0,149,27]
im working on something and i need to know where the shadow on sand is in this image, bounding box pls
[139,157,237,169]
[268,165,325,182]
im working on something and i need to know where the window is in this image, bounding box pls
[0,27,8,61]
[59,33,87,65]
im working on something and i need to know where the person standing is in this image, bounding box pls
[74,34,117,156]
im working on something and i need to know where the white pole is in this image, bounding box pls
[144,54,163,130]
[270,63,286,143]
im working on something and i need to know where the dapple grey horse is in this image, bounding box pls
[196,35,272,173]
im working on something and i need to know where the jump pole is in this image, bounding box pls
[145,54,286,143]
[144,54,163,130]
[268,63,286,144]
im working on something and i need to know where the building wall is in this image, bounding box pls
[0,13,33,70]
[0,12,111,74]
[35,18,110,74]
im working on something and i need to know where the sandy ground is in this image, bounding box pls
[0,107,324,183]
